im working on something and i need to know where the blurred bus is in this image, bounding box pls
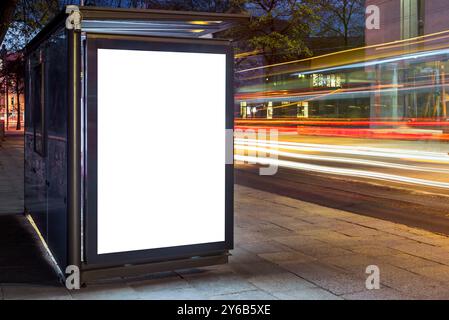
[235,29,449,141]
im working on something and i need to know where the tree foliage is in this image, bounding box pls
[315,0,365,47]
[3,0,65,52]
[0,0,18,45]
[230,0,318,65]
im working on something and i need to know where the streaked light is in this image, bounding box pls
[235,155,449,190]
[234,138,449,162]
[234,144,449,173]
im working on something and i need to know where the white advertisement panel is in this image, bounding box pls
[96,48,226,254]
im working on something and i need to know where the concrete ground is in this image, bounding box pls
[2,134,449,299]
[0,131,23,215]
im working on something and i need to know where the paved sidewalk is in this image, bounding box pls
[3,184,449,299]
[0,132,23,215]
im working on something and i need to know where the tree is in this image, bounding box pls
[0,0,18,45]
[315,0,365,48]
[3,0,61,52]
[0,49,23,130]
[0,45,10,129]
[7,54,24,130]
[229,0,318,65]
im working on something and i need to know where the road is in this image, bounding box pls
[234,134,449,235]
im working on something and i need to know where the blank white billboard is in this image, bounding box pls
[96,48,226,254]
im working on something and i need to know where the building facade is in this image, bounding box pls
[366,0,449,45]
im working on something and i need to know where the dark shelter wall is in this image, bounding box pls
[25,27,68,269]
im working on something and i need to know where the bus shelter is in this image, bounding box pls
[24,5,245,283]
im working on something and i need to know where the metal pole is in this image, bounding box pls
[67,28,81,273]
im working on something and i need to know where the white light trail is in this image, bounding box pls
[235,138,449,163]
[235,155,449,190]
[234,145,449,174]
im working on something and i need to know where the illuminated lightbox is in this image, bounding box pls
[96,48,227,255]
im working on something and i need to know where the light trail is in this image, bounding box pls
[234,138,449,162]
[236,82,448,102]
[235,125,449,141]
[234,144,449,174]
[235,119,449,127]
[288,48,449,77]
[235,155,449,190]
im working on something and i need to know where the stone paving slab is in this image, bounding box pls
[2,285,72,300]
